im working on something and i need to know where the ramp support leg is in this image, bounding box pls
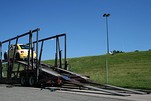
[7,40,11,79]
[0,42,2,78]
[64,34,67,70]
[36,30,39,83]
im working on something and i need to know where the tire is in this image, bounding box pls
[29,75,36,86]
[4,53,7,61]
[20,76,26,86]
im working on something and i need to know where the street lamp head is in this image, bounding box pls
[106,14,110,17]
[103,14,106,17]
[103,13,110,17]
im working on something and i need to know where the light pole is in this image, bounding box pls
[103,13,110,83]
[103,13,110,54]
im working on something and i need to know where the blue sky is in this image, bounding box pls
[0,0,151,59]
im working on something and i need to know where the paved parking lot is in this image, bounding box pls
[0,84,150,101]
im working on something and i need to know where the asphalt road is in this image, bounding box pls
[0,84,150,101]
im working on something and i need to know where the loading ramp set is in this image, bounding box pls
[0,28,149,96]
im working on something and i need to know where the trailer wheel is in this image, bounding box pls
[29,75,36,86]
[20,76,26,86]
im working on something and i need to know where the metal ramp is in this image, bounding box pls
[39,62,147,96]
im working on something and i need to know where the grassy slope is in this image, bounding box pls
[67,51,151,89]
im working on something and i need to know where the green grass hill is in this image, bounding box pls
[68,51,151,89]
[67,50,151,89]
[45,50,151,89]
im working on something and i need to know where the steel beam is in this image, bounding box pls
[27,31,32,70]
[36,30,39,83]
[2,28,40,44]
[39,41,44,65]
[7,40,11,79]
[0,42,2,78]
[33,33,66,43]
[11,37,19,72]
[64,34,67,70]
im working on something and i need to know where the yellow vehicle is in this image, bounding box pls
[4,44,36,60]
